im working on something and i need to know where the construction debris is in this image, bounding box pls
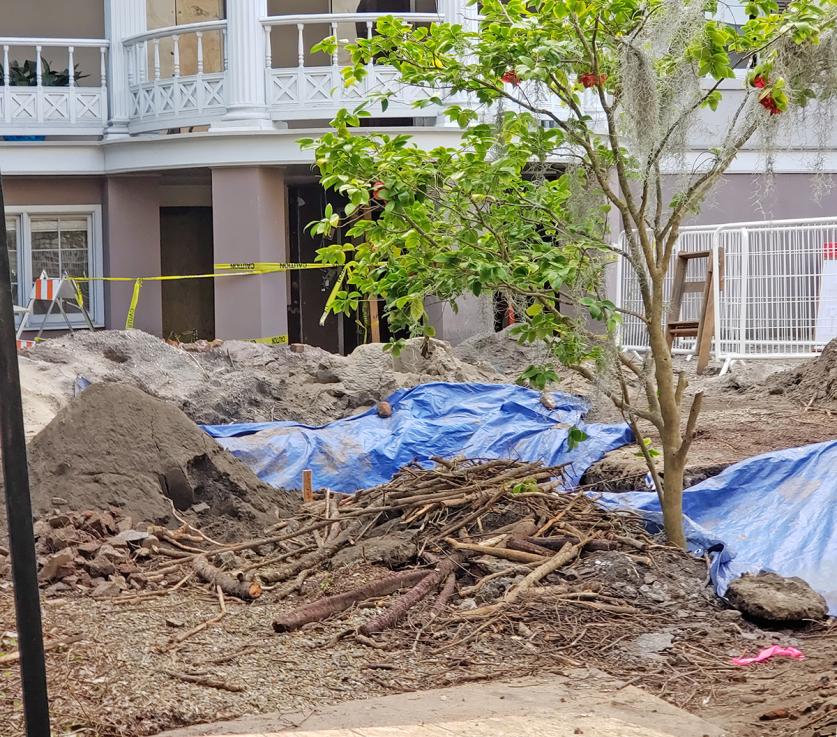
[726,572,829,622]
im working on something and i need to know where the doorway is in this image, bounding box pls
[288,185,360,354]
[160,206,215,341]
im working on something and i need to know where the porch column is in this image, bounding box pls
[212,0,273,130]
[104,0,146,137]
[104,175,163,335]
[212,167,289,340]
[438,0,478,30]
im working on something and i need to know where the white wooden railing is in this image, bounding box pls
[0,37,108,136]
[123,20,227,133]
[262,13,444,121]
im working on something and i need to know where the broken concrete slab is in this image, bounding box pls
[726,572,828,622]
[151,676,725,737]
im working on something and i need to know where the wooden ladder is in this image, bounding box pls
[665,250,723,374]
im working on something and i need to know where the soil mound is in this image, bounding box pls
[2,383,294,539]
[20,330,500,432]
[766,338,837,406]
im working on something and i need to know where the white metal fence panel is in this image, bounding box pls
[616,217,837,364]
[616,227,716,354]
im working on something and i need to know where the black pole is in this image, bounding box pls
[0,172,51,735]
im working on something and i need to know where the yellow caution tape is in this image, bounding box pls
[321,265,350,326]
[250,334,289,345]
[66,261,340,331]
[125,278,143,330]
[71,278,86,310]
[214,262,335,273]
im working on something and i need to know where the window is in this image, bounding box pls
[4,206,103,329]
[5,217,18,304]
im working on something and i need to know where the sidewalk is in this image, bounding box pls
[155,674,725,737]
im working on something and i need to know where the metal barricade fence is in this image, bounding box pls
[615,217,837,370]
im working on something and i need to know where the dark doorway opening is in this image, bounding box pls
[288,185,360,354]
[288,184,404,353]
[160,206,215,341]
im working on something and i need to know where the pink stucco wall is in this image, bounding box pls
[104,176,163,335]
[212,167,289,340]
[3,176,104,206]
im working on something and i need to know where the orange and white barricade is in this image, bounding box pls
[15,270,94,344]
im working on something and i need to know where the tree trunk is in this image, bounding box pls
[647,266,687,549]
[660,446,687,549]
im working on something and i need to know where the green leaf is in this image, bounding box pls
[567,427,588,451]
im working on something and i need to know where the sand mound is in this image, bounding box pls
[20,330,500,430]
[766,338,837,406]
[3,383,294,539]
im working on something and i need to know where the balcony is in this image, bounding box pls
[120,11,445,134]
[0,3,585,141]
[0,37,109,137]
[263,12,443,122]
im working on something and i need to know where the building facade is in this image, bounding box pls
[2,1,836,350]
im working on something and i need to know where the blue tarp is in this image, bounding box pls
[203,381,836,615]
[203,382,633,492]
[600,440,837,616]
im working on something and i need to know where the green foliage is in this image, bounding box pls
[305,0,837,360]
[518,364,560,390]
[567,427,589,451]
[0,57,87,87]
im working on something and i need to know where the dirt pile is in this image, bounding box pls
[19,330,500,431]
[765,338,837,406]
[2,383,293,538]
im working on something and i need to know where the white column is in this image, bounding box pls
[212,0,274,130]
[104,0,146,137]
[438,0,478,31]
[435,0,476,127]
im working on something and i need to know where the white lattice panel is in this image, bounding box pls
[0,88,107,135]
[127,73,226,132]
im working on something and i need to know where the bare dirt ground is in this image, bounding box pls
[2,331,835,737]
[0,568,833,737]
[583,357,837,490]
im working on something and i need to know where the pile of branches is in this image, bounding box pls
[121,459,673,644]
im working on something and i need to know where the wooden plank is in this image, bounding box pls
[666,254,690,349]
[369,298,381,343]
[695,261,715,374]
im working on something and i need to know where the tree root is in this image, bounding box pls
[192,555,261,600]
[359,555,462,636]
[273,569,429,633]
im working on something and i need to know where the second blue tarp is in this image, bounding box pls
[600,440,837,615]
[203,381,633,492]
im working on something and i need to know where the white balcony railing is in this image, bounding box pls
[123,21,227,134]
[0,37,108,137]
[262,13,445,121]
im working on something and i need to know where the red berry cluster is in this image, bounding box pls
[579,72,607,88]
[372,181,387,202]
[751,75,781,115]
[502,69,521,87]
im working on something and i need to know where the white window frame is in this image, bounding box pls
[5,205,105,330]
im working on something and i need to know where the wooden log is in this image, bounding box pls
[192,555,261,600]
[359,556,461,636]
[429,571,457,619]
[272,569,429,632]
